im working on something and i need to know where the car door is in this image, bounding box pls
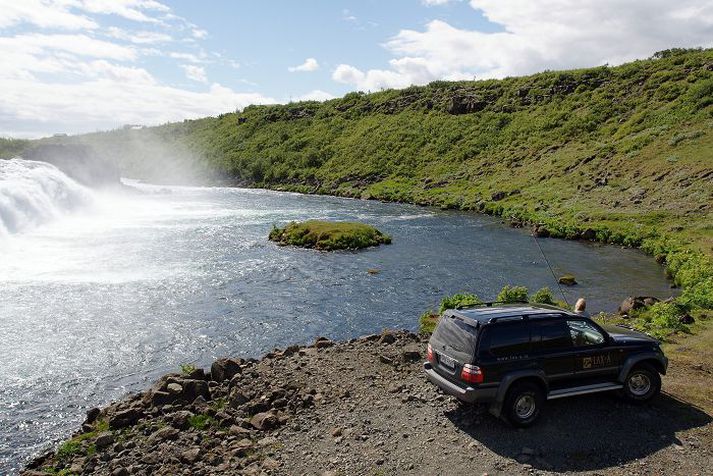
[529,317,575,385]
[567,319,620,380]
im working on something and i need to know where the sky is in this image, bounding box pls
[1,0,713,138]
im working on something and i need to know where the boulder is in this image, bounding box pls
[147,426,179,445]
[580,228,596,241]
[228,387,249,408]
[379,332,397,345]
[250,412,279,431]
[166,383,183,395]
[182,379,211,402]
[108,408,142,430]
[166,410,194,430]
[314,337,335,349]
[94,432,114,450]
[618,296,660,316]
[210,358,242,383]
[401,344,422,362]
[85,407,100,425]
[558,274,577,286]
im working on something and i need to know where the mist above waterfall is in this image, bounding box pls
[0,159,94,236]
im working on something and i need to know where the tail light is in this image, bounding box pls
[460,364,484,384]
[427,343,434,363]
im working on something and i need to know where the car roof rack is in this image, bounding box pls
[456,300,530,309]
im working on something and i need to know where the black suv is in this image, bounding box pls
[424,303,668,427]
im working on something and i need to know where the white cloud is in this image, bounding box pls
[422,0,459,5]
[0,0,98,30]
[191,28,207,39]
[334,0,713,90]
[181,64,207,83]
[294,90,335,102]
[76,0,170,23]
[106,27,171,44]
[288,57,320,72]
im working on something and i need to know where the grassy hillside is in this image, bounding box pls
[3,48,712,319]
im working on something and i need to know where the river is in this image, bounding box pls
[0,159,673,473]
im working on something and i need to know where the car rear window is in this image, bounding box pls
[432,315,478,362]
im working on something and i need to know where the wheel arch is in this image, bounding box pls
[489,370,548,418]
[618,352,667,383]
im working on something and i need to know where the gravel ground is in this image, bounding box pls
[23,331,713,476]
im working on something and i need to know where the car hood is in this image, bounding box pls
[603,324,658,344]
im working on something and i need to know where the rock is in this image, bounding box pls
[401,344,421,362]
[491,191,506,201]
[108,408,142,429]
[229,425,252,437]
[314,337,335,349]
[185,367,206,380]
[166,383,183,395]
[182,379,211,402]
[580,228,596,241]
[85,407,100,424]
[618,296,660,315]
[210,358,242,383]
[111,468,129,476]
[167,410,195,430]
[231,438,254,456]
[94,432,114,450]
[379,332,397,345]
[680,313,695,324]
[532,224,550,238]
[379,355,394,365]
[181,447,201,463]
[147,426,179,445]
[558,274,577,286]
[262,457,280,470]
[229,387,249,408]
[250,412,279,431]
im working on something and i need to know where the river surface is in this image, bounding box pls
[0,160,674,473]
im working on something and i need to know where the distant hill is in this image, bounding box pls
[3,49,711,260]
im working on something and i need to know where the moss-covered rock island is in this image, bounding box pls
[268,220,391,251]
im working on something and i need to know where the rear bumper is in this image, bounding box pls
[423,362,497,403]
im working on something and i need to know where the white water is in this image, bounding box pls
[0,159,93,237]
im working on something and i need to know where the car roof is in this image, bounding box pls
[446,303,577,325]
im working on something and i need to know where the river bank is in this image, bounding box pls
[23,327,713,476]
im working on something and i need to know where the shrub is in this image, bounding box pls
[180,363,197,376]
[530,287,555,305]
[438,293,483,313]
[269,220,391,251]
[188,414,214,430]
[419,310,440,334]
[496,285,529,303]
[637,302,690,340]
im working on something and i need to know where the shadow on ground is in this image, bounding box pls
[446,392,712,472]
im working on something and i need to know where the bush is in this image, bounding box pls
[530,287,555,305]
[496,285,529,303]
[188,414,214,430]
[438,293,482,313]
[637,302,690,340]
[269,220,391,251]
[419,310,440,334]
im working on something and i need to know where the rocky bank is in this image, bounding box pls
[22,330,713,476]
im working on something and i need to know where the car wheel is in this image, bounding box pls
[504,382,544,428]
[622,364,661,403]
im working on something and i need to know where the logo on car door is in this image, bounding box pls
[582,354,612,369]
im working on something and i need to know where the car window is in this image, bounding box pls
[479,322,530,358]
[432,315,478,362]
[567,320,605,346]
[531,319,572,351]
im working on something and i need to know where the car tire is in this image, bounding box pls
[622,363,661,403]
[503,381,544,428]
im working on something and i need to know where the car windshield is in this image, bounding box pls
[432,315,478,362]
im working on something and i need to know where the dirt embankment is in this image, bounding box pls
[23,330,713,476]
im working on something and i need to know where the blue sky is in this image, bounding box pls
[1,0,712,137]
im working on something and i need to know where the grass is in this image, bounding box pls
[180,363,197,376]
[188,414,214,430]
[268,220,391,251]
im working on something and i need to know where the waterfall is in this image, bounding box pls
[0,158,94,236]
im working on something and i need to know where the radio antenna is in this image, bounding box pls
[532,232,570,307]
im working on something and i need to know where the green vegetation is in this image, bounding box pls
[496,285,529,303]
[0,138,29,159]
[438,292,483,313]
[530,287,556,305]
[188,414,214,430]
[180,363,197,376]
[268,220,391,250]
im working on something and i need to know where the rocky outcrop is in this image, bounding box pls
[24,331,422,476]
